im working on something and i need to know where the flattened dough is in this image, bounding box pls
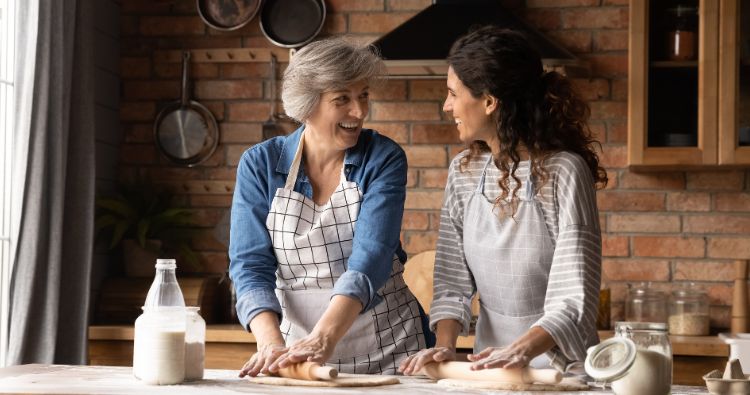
[247,373,400,387]
[438,376,589,391]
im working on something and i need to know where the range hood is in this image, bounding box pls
[371,0,581,78]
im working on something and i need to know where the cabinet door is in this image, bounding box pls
[629,0,719,167]
[718,0,750,164]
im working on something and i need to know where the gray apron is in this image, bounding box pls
[463,156,554,369]
[266,131,425,374]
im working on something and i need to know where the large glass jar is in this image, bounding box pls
[665,4,698,61]
[185,307,206,381]
[625,282,667,324]
[668,283,710,335]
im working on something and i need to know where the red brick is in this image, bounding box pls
[684,215,750,234]
[588,121,606,142]
[121,0,173,14]
[121,57,151,79]
[370,81,407,100]
[205,168,237,181]
[123,123,153,143]
[673,260,735,282]
[123,81,180,100]
[190,195,234,207]
[597,191,665,211]
[371,102,441,121]
[226,145,249,167]
[687,171,745,190]
[327,0,384,12]
[429,212,441,230]
[411,124,460,144]
[220,123,263,144]
[402,211,429,230]
[407,169,418,188]
[705,284,733,305]
[547,30,592,54]
[190,230,226,251]
[619,172,685,190]
[666,192,711,212]
[195,80,262,100]
[607,119,627,143]
[449,145,468,159]
[404,146,447,167]
[715,193,750,211]
[349,13,413,33]
[410,80,447,101]
[585,54,629,78]
[139,16,205,36]
[323,13,347,34]
[220,63,270,79]
[571,78,609,101]
[594,30,629,51]
[120,144,157,165]
[526,0,599,6]
[364,122,409,143]
[603,0,629,5]
[186,208,225,227]
[602,235,629,257]
[602,258,670,281]
[633,236,705,258]
[521,8,561,31]
[608,214,681,233]
[611,79,627,101]
[561,8,628,29]
[589,101,627,120]
[420,169,448,188]
[598,144,627,168]
[146,167,201,181]
[387,0,431,11]
[120,102,155,121]
[406,190,444,210]
[402,231,438,254]
[153,62,219,79]
[227,102,272,122]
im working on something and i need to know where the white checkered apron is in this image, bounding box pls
[463,156,555,369]
[266,132,425,374]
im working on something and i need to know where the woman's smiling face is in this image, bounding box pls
[305,80,370,151]
[443,66,497,144]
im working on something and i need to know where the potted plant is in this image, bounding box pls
[95,182,199,277]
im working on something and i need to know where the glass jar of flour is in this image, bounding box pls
[585,321,673,395]
[185,307,206,380]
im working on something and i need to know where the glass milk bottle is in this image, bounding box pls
[184,307,206,380]
[133,259,186,385]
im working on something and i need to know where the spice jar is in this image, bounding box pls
[585,321,673,395]
[185,307,206,381]
[669,283,710,336]
[665,5,698,61]
[625,282,667,324]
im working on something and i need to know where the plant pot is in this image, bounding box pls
[122,239,162,277]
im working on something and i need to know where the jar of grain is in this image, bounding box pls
[625,282,667,324]
[668,283,710,336]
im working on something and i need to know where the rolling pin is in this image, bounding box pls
[731,260,749,333]
[273,362,338,381]
[421,361,562,385]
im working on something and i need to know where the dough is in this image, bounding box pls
[438,376,589,391]
[247,373,400,387]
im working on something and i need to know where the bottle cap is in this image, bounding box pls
[155,258,177,269]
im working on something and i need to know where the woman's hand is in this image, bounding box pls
[239,343,288,377]
[467,345,531,370]
[398,346,456,375]
[268,331,336,371]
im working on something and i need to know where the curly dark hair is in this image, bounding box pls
[449,26,607,216]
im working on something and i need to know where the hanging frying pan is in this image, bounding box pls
[154,52,219,167]
[197,0,262,31]
[260,0,326,48]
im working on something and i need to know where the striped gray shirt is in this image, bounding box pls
[429,150,602,370]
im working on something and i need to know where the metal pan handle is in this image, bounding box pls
[181,51,191,107]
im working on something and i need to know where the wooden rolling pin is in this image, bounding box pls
[421,361,562,385]
[732,260,749,333]
[273,362,338,381]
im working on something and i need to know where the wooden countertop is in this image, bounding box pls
[0,364,711,394]
[89,325,729,357]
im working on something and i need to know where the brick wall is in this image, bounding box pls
[119,0,750,329]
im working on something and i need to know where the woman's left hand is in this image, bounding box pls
[268,331,335,371]
[467,345,531,370]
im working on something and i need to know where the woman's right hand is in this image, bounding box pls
[238,343,288,378]
[398,346,456,375]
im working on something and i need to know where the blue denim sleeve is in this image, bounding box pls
[228,147,281,330]
[331,139,407,312]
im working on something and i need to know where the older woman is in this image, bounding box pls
[229,36,429,377]
[400,27,607,375]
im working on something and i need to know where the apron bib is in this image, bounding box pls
[463,156,555,369]
[265,131,425,374]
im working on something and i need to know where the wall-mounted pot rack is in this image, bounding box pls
[154,48,292,63]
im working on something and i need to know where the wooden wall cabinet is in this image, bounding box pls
[629,0,750,168]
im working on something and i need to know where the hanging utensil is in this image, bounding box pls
[197,0,261,31]
[262,54,285,140]
[259,0,326,48]
[154,52,219,166]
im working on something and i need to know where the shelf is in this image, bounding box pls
[651,60,699,68]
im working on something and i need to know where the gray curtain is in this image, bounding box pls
[6,0,95,365]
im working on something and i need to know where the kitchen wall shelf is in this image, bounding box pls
[628,0,750,168]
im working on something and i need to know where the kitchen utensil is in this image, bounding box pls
[420,362,561,385]
[703,359,750,395]
[197,0,261,31]
[273,362,337,381]
[262,54,284,140]
[259,0,326,48]
[154,52,219,166]
[731,260,748,333]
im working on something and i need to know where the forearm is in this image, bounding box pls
[509,326,556,359]
[311,295,363,344]
[434,319,462,350]
[249,311,285,347]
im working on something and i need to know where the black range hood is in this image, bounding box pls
[371,0,581,78]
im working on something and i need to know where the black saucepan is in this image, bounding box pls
[260,0,326,48]
[197,0,262,31]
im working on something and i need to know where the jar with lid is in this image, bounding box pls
[665,4,699,61]
[625,282,667,324]
[668,283,710,335]
[185,307,206,381]
[585,321,673,395]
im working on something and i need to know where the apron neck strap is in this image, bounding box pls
[284,132,305,190]
[476,154,494,193]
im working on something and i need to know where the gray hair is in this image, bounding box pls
[281,36,386,122]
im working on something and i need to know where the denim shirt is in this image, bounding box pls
[229,126,409,330]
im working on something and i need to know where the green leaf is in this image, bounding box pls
[96,198,137,218]
[109,220,132,250]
